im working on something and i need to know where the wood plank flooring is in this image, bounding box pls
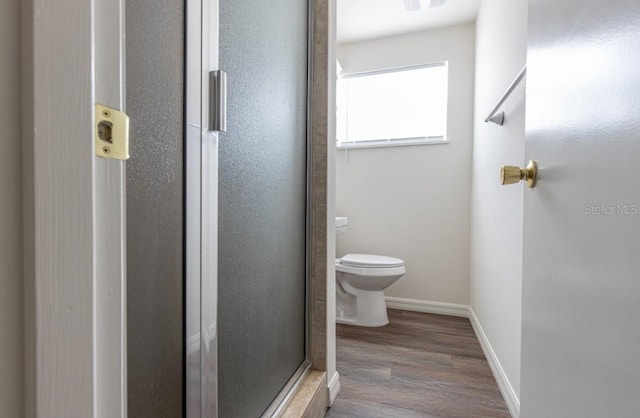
[325,309,510,418]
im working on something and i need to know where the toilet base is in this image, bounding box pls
[336,286,389,327]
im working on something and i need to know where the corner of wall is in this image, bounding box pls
[326,0,338,394]
[470,0,528,409]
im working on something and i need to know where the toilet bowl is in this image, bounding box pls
[335,254,406,327]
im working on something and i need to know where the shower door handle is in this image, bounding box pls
[210,70,227,132]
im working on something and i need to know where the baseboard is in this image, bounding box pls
[385,297,470,318]
[327,371,340,406]
[468,308,520,418]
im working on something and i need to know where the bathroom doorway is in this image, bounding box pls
[329,0,509,415]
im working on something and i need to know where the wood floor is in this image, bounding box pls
[325,309,511,418]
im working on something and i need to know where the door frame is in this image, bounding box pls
[23,0,127,416]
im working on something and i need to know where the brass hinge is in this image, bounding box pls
[95,104,130,160]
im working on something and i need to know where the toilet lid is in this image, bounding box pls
[340,254,404,268]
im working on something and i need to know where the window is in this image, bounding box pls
[336,62,448,149]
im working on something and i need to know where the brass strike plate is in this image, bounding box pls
[95,104,129,160]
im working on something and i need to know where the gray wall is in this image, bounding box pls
[0,0,24,415]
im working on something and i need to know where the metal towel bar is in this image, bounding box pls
[485,66,527,126]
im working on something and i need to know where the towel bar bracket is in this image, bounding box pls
[485,66,526,126]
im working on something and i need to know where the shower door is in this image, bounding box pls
[127,0,308,415]
[186,0,310,416]
[217,0,310,417]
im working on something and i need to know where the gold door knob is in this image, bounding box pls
[500,160,537,188]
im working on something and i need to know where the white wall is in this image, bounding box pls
[0,0,24,415]
[470,0,527,410]
[335,24,475,305]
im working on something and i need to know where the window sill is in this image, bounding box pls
[336,137,449,150]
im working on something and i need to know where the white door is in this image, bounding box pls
[521,0,640,416]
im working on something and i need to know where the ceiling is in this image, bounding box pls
[337,0,481,44]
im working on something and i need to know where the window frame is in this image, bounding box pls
[336,62,449,150]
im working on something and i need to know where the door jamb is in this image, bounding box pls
[22,0,127,416]
[94,0,127,415]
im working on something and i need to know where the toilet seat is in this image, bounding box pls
[339,254,404,268]
[336,254,406,278]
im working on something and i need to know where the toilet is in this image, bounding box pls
[335,217,406,327]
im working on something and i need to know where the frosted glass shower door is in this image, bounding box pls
[217,0,309,417]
